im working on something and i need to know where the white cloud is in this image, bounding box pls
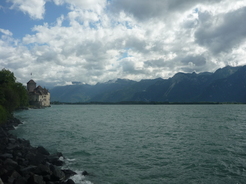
[7,0,46,19]
[1,0,246,87]
[53,0,106,14]
[0,28,13,36]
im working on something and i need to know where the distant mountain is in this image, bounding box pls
[50,65,246,103]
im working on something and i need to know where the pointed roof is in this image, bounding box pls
[27,79,36,84]
[33,85,49,95]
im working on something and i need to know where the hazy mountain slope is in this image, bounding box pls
[50,84,93,102]
[131,66,242,102]
[90,78,164,102]
[197,65,246,102]
[50,65,245,103]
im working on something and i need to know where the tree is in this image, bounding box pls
[0,68,16,85]
[0,68,28,124]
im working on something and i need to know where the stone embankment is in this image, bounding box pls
[0,118,77,184]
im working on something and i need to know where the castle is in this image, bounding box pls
[27,80,50,107]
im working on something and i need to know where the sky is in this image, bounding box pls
[1,0,246,88]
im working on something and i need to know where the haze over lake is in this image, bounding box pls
[13,105,246,184]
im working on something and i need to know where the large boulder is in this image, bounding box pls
[4,158,19,171]
[50,165,65,181]
[37,146,50,156]
[27,174,46,184]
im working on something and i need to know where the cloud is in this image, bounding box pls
[109,0,223,21]
[195,6,246,54]
[53,0,107,14]
[181,55,206,67]
[1,0,246,87]
[7,0,46,19]
[0,29,13,36]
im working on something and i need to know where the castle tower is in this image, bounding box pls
[27,79,36,92]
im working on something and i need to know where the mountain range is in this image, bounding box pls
[50,65,246,103]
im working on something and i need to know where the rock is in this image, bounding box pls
[34,164,52,175]
[46,182,55,184]
[66,179,75,184]
[7,143,20,151]
[0,153,13,159]
[27,174,46,184]
[62,169,77,179]
[13,177,27,184]
[47,155,64,166]
[17,138,31,147]
[8,170,22,183]
[9,138,17,144]
[20,166,37,176]
[37,146,50,156]
[50,165,65,181]
[26,150,47,165]
[0,128,8,137]
[82,170,89,176]
[16,157,29,167]
[4,158,19,171]
[0,166,7,176]
[43,174,51,182]
[0,118,78,184]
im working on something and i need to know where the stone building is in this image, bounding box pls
[27,80,50,107]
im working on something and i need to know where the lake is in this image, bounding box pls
[13,104,246,184]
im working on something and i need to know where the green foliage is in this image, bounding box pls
[0,68,16,85]
[0,105,7,124]
[0,68,28,124]
[13,82,29,107]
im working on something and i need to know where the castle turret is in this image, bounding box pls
[27,79,36,92]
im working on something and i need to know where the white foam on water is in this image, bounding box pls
[13,121,26,129]
[59,156,65,162]
[60,158,93,183]
[70,171,94,184]
[62,157,76,167]
[67,158,76,162]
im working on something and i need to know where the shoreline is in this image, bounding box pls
[0,118,79,184]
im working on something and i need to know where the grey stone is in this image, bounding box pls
[34,164,52,175]
[20,165,37,176]
[66,179,75,184]
[50,165,65,181]
[0,178,4,184]
[37,146,50,156]
[0,153,13,159]
[4,158,18,171]
[27,174,45,184]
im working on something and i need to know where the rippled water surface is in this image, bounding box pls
[13,105,246,184]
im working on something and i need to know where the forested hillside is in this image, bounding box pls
[0,69,28,124]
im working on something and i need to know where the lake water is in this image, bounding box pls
[13,104,246,184]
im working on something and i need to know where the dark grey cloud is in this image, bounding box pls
[144,58,165,68]
[195,7,246,54]
[125,37,147,52]
[181,55,206,66]
[121,60,145,75]
[110,0,222,21]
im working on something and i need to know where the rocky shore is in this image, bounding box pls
[0,118,78,184]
